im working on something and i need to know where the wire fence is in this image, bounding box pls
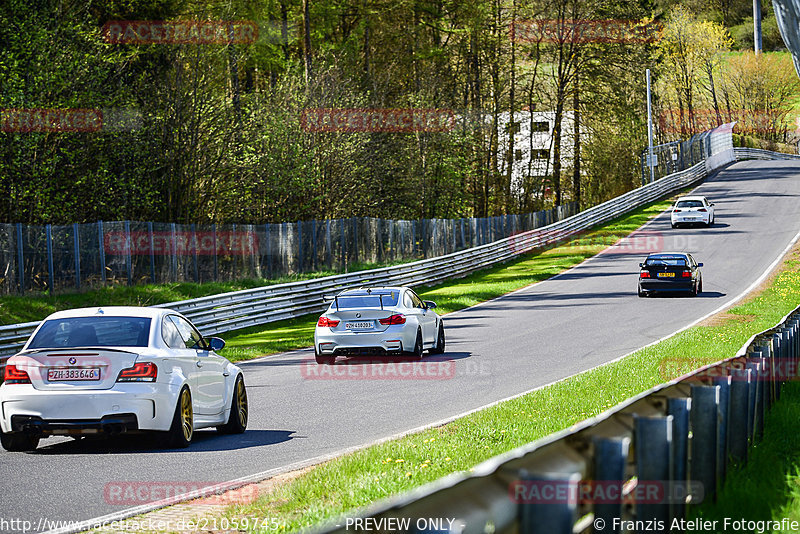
[0,204,577,295]
[640,123,734,184]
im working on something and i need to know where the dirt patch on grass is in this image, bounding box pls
[698,243,800,328]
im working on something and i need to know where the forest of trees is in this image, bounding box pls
[0,0,797,225]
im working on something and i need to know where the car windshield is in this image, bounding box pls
[676,200,704,208]
[645,257,687,267]
[333,292,400,309]
[28,317,152,349]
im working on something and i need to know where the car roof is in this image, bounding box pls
[340,287,407,295]
[646,252,690,258]
[42,306,171,321]
[675,196,706,201]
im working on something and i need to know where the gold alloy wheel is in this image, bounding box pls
[236,378,248,427]
[180,389,193,441]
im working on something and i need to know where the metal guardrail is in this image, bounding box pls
[734,147,800,160]
[314,303,800,534]
[3,140,784,362]
[0,161,710,361]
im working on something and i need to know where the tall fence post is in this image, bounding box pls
[45,224,54,296]
[16,222,24,293]
[170,223,178,282]
[191,223,199,283]
[297,221,304,273]
[326,220,332,269]
[124,220,133,286]
[73,223,81,290]
[98,221,107,284]
[148,221,156,283]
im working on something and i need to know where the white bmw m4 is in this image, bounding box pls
[0,306,247,451]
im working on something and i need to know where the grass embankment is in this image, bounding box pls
[1,194,679,360]
[207,246,800,531]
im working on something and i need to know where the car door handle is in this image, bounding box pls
[196,361,203,368]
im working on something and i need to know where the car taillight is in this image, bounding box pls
[4,365,31,384]
[379,314,407,325]
[116,362,157,382]
[317,316,340,328]
[681,271,692,278]
[639,271,650,278]
[698,208,707,212]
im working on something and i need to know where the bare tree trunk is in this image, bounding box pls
[303,0,313,85]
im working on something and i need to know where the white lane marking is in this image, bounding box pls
[64,162,795,531]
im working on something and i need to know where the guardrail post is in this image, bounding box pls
[98,221,106,284]
[45,224,54,295]
[517,471,581,534]
[15,222,24,293]
[728,365,749,463]
[668,397,690,522]
[690,385,719,502]
[745,361,761,443]
[634,415,673,526]
[73,223,81,290]
[713,377,731,484]
[593,436,630,532]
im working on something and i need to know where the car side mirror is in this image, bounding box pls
[697,263,704,267]
[639,263,644,268]
[423,300,437,309]
[206,337,226,351]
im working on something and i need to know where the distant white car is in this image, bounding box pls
[671,196,715,228]
[313,287,445,364]
[0,307,248,451]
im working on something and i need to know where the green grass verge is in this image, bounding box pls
[686,381,800,533]
[203,237,800,529]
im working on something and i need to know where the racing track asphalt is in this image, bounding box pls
[2,159,800,530]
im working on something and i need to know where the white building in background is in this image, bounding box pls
[495,110,575,197]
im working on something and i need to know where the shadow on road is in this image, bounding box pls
[30,429,296,455]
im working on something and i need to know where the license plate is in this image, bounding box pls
[47,368,100,381]
[345,321,373,330]
[657,272,675,278]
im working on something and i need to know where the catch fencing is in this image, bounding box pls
[0,205,576,295]
[313,304,800,534]
[640,123,736,184]
[0,124,740,360]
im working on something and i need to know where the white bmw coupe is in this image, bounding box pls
[0,306,247,451]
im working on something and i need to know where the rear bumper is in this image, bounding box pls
[671,213,710,225]
[315,327,413,356]
[639,280,694,292]
[0,383,179,434]
[11,413,138,436]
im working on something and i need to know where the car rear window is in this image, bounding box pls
[645,257,687,266]
[28,317,152,349]
[333,293,400,309]
[676,200,704,208]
